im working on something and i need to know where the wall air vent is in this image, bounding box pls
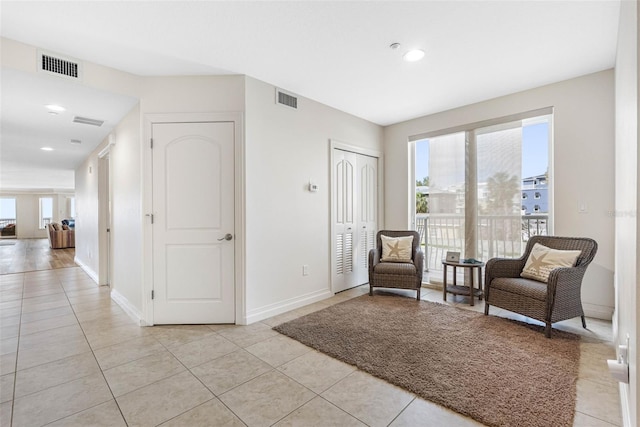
[73,116,104,127]
[276,89,298,110]
[38,50,83,80]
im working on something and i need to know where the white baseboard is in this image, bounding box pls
[110,288,145,326]
[244,289,333,324]
[74,257,99,285]
[619,383,632,427]
[583,302,614,320]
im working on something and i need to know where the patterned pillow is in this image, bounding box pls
[381,235,413,262]
[520,243,581,283]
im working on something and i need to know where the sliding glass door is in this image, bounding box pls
[414,114,551,284]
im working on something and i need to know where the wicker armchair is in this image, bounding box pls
[484,235,597,338]
[368,230,424,300]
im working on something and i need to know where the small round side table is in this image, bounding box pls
[441,260,485,306]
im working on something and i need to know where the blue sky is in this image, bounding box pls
[415,122,548,183]
[0,198,17,218]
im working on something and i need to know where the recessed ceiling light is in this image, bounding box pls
[40,147,54,151]
[45,104,66,112]
[403,49,425,62]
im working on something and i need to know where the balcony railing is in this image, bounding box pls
[40,217,52,229]
[416,213,548,276]
[0,218,16,229]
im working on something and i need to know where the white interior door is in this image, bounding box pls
[152,121,235,324]
[332,149,378,292]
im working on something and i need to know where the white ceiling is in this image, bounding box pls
[0,0,621,191]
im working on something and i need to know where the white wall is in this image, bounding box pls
[109,104,142,309]
[75,145,104,280]
[614,1,638,425]
[384,70,615,320]
[243,77,383,322]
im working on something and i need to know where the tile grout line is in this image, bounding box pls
[55,268,131,427]
[385,395,418,427]
[8,272,25,427]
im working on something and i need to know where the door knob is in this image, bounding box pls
[218,233,233,241]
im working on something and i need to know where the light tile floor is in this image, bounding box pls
[0,267,621,426]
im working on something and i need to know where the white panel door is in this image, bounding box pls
[152,122,235,324]
[332,149,357,292]
[356,154,378,285]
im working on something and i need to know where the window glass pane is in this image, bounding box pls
[521,118,549,240]
[415,132,465,283]
[0,198,17,234]
[476,121,522,259]
[40,197,53,229]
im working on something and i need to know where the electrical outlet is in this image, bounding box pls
[302,265,309,276]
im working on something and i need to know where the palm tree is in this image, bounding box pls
[486,172,519,215]
[416,177,430,213]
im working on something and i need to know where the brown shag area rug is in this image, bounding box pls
[273,294,581,427]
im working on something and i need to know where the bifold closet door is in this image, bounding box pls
[356,154,377,286]
[332,149,378,292]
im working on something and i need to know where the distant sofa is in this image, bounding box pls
[1,224,16,237]
[47,223,75,249]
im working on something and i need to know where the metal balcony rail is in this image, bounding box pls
[415,213,548,273]
[0,218,16,229]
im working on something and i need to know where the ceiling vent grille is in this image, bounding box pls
[73,116,104,127]
[38,50,83,80]
[70,139,82,144]
[276,89,298,110]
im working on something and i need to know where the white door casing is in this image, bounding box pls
[152,121,235,324]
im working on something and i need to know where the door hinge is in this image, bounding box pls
[151,290,154,300]
[150,138,153,149]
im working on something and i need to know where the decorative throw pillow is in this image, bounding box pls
[520,243,581,283]
[62,224,69,230]
[52,223,60,231]
[381,235,413,262]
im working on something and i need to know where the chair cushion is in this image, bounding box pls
[380,235,413,262]
[374,262,416,276]
[520,243,581,283]
[491,277,548,301]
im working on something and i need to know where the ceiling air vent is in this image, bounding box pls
[276,89,298,110]
[73,116,104,127]
[38,50,83,80]
[70,139,82,145]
